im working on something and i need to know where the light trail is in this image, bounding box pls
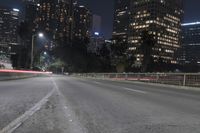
[0,69,52,74]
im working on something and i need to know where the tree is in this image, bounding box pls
[110,39,129,73]
[48,59,66,73]
[126,51,136,72]
[139,30,156,72]
[98,43,112,72]
[52,37,90,72]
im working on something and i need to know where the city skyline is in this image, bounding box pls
[0,0,200,39]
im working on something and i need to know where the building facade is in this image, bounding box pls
[128,0,183,64]
[0,7,21,68]
[73,3,92,41]
[35,0,72,44]
[24,0,38,41]
[88,35,105,54]
[112,0,183,66]
[112,0,131,44]
[180,22,200,65]
[0,7,20,51]
[92,14,102,35]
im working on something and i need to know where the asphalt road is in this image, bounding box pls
[0,75,200,133]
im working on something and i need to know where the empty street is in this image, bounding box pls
[0,76,200,133]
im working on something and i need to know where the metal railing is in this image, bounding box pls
[73,73,200,87]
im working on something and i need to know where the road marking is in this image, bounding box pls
[123,87,147,94]
[94,81,102,84]
[92,80,147,94]
[0,87,55,133]
[51,77,87,133]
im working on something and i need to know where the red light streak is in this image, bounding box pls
[0,69,52,74]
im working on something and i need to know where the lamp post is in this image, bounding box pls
[30,33,44,69]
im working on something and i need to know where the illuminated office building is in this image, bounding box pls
[34,0,73,45]
[112,0,131,44]
[180,22,200,65]
[0,7,20,63]
[73,3,92,41]
[129,0,183,64]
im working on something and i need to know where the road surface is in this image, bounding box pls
[0,75,200,133]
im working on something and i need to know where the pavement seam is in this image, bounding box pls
[0,87,55,133]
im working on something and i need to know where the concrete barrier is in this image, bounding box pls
[0,69,52,81]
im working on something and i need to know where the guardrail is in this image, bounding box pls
[73,73,200,87]
[0,69,52,81]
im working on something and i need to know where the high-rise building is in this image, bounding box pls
[88,14,104,53]
[23,0,38,41]
[88,35,105,54]
[35,0,72,43]
[92,14,102,36]
[23,0,74,50]
[73,3,92,41]
[180,22,200,65]
[112,0,183,65]
[129,0,183,64]
[0,7,21,68]
[112,0,130,44]
[0,7,20,49]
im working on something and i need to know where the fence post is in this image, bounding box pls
[156,74,159,83]
[116,73,118,79]
[125,73,128,80]
[183,74,186,86]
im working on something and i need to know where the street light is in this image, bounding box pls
[44,51,47,55]
[30,33,44,69]
[39,33,44,38]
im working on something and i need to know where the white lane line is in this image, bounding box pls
[92,81,147,94]
[94,81,102,85]
[51,77,87,133]
[123,87,147,94]
[0,87,55,133]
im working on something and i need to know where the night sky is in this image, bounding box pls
[0,0,200,39]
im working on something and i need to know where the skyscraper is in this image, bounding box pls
[88,14,104,53]
[92,14,102,36]
[19,0,74,69]
[112,0,130,44]
[113,0,183,65]
[24,0,38,39]
[73,3,92,41]
[0,7,21,68]
[129,0,183,64]
[24,0,73,48]
[0,7,20,49]
[180,22,200,65]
